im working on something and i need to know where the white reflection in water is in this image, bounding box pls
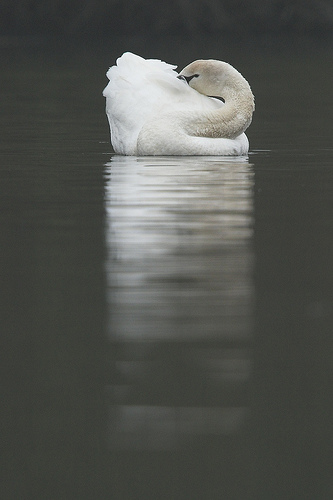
[105,155,254,340]
[105,155,255,449]
[110,405,249,450]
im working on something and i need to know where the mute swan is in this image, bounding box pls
[103,52,254,156]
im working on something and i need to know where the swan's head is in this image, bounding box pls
[178,59,245,97]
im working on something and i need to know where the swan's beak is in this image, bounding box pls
[177,75,189,84]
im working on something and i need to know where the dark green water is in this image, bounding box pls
[1,38,333,499]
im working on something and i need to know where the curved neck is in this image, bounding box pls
[188,80,254,140]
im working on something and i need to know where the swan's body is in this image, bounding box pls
[103,52,254,156]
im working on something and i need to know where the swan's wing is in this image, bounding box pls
[103,52,220,154]
[103,52,184,154]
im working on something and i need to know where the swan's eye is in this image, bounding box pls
[177,73,200,84]
[186,74,199,82]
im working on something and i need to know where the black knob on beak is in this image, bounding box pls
[177,75,187,82]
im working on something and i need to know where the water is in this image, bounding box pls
[1,38,333,499]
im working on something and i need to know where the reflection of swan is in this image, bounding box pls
[103,52,254,156]
[105,156,254,449]
[105,155,254,340]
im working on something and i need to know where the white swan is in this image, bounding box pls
[103,52,254,156]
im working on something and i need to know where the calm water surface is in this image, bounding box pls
[1,39,333,499]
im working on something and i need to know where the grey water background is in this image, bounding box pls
[1,34,333,499]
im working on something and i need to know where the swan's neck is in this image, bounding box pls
[189,80,254,140]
